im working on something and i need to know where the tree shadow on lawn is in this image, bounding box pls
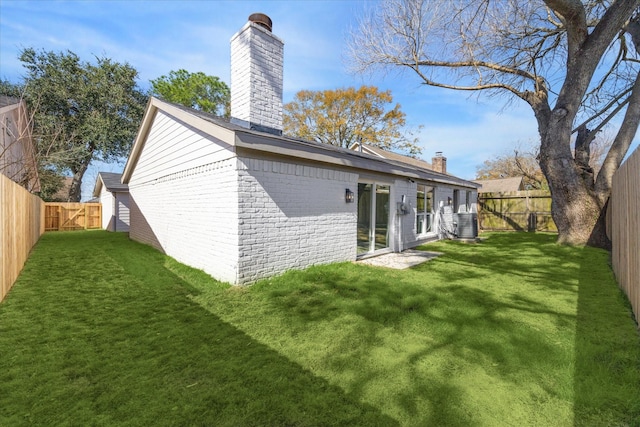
[0,232,395,427]
[257,236,581,425]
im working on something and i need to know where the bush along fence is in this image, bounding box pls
[1,174,44,302]
[477,190,557,233]
[44,203,101,231]
[609,145,640,325]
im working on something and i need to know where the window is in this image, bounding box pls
[416,184,434,234]
[453,189,460,213]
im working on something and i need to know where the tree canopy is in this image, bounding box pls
[283,85,422,155]
[10,48,147,201]
[150,69,230,117]
[349,0,640,248]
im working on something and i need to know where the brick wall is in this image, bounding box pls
[230,21,284,132]
[236,157,357,283]
[129,159,240,284]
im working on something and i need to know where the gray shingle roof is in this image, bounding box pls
[98,172,128,192]
[473,176,524,193]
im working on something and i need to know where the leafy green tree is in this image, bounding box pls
[150,69,230,117]
[284,86,421,155]
[15,48,147,201]
[0,79,23,98]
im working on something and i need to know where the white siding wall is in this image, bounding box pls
[236,157,357,283]
[114,193,130,232]
[100,186,115,231]
[391,178,419,252]
[127,112,240,284]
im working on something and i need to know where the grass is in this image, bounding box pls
[1,231,638,426]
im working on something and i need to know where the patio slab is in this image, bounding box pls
[357,249,442,269]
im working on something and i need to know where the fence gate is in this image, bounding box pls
[44,203,102,231]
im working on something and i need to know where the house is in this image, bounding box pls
[48,176,74,202]
[0,96,40,192]
[92,172,130,232]
[122,14,480,285]
[473,176,525,193]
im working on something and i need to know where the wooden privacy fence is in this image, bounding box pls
[477,190,557,232]
[1,174,44,302]
[44,203,101,231]
[609,146,640,325]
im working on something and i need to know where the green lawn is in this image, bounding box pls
[1,231,638,426]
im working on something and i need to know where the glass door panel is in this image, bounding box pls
[357,183,372,255]
[357,182,390,255]
[374,185,390,250]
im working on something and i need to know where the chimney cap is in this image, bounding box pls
[435,151,443,157]
[248,13,272,32]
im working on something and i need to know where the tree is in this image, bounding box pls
[476,137,611,189]
[476,144,549,190]
[150,69,230,117]
[15,48,147,201]
[1,79,66,197]
[283,86,422,155]
[349,0,640,248]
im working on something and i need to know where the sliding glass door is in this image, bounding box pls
[357,183,390,255]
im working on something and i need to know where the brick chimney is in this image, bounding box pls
[432,151,447,174]
[230,13,284,136]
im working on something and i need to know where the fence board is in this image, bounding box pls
[477,190,557,232]
[610,146,640,325]
[1,174,44,302]
[44,203,101,231]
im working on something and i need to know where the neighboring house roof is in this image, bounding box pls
[92,172,128,198]
[49,177,74,202]
[473,176,524,193]
[123,97,480,189]
[0,97,41,192]
[348,142,434,171]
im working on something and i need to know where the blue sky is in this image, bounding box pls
[0,0,561,200]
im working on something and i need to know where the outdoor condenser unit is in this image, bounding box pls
[454,213,478,239]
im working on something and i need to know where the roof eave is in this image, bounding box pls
[235,131,478,188]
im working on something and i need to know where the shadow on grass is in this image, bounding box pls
[0,232,395,426]
[253,233,582,425]
[573,244,640,426]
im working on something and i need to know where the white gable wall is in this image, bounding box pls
[100,185,115,230]
[236,157,358,283]
[127,111,240,284]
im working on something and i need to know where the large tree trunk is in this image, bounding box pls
[68,161,89,202]
[538,118,610,249]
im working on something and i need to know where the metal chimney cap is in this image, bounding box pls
[249,13,272,32]
[435,151,443,157]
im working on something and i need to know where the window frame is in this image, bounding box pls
[416,184,435,235]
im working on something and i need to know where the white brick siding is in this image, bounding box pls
[230,21,284,132]
[129,159,240,284]
[127,112,240,284]
[236,157,357,283]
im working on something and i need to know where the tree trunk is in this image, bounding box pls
[68,162,89,202]
[539,121,610,249]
